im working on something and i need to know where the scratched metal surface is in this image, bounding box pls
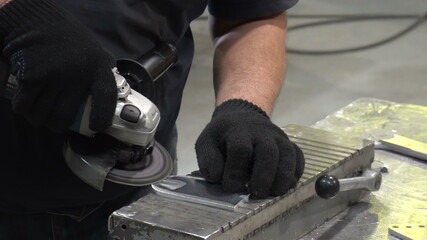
[301,98,427,240]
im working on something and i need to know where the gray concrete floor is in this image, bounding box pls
[176,0,427,175]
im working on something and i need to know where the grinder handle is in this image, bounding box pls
[116,43,177,101]
[138,43,177,82]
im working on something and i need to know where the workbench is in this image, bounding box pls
[109,98,427,240]
[303,98,427,240]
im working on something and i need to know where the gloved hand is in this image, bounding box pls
[0,0,117,132]
[195,99,305,199]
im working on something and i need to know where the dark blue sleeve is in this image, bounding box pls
[208,0,298,20]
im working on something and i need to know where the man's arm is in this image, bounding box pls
[210,12,287,115]
[0,0,12,8]
[196,11,304,199]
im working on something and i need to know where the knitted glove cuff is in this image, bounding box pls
[0,0,66,40]
[212,99,269,119]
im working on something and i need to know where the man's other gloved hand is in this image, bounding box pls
[0,0,117,132]
[195,99,305,199]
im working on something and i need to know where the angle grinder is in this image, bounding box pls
[1,43,177,191]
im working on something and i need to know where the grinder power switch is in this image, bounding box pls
[120,105,141,123]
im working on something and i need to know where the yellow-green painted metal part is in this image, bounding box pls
[379,135,427,161]
[381,135,427,154]
[313,98,427,240]
[388,224,427,240]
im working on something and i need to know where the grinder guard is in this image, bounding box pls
[64,136,174,191]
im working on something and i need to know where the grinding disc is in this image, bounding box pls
[106,142,174,186]
[64,133,174,191]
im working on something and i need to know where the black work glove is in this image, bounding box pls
[0,0,117,132]
[195,99,305,199]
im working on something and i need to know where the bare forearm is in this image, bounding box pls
[210,12,287,115]
[0,0,12,8]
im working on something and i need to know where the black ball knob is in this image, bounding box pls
[315,175,340,199]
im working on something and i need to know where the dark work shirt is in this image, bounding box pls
[0,0,298,213]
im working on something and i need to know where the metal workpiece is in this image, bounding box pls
[152,176,249,211]
[109,125,375,240]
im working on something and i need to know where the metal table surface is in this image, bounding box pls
[109,98,426,240]
[301,98,427,240]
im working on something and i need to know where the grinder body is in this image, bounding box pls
[75,69,160,150]
[1,43,178,191]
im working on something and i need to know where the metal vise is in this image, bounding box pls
[108,125,377,240]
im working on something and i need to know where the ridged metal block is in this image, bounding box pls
[109,124,375,240]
